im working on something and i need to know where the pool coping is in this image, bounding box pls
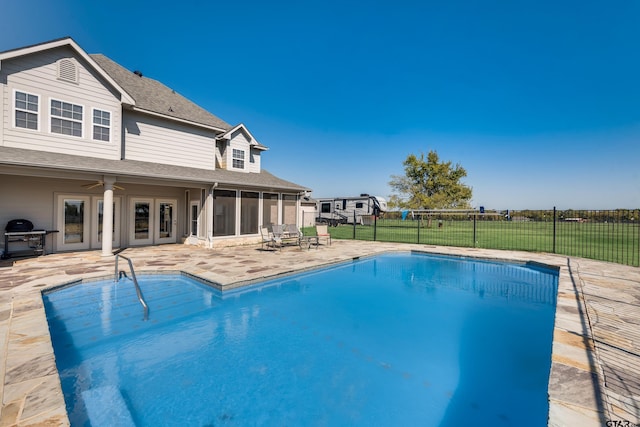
[1,241,637,426]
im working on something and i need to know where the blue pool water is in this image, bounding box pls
[44,253,558,427]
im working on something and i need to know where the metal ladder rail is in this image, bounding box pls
[114,254,149,321]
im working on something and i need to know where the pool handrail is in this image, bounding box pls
[114,254,149,321]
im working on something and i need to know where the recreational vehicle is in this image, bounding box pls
[315,194,387,226]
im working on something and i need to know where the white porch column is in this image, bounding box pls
[206,183,217,248]
[101,176,115,257]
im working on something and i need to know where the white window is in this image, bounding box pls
[190,200,200,237]
[92,109,111,141]
[51,99,83,137]
[14,91,39,130]
[232,149,245,169]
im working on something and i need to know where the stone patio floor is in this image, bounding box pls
[0,240,638,426]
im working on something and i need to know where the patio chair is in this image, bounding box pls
[315,224,331,246]
[284,224,301,238]
[272,224,298,247]
[287,224,319,250]
[260,227,281,250]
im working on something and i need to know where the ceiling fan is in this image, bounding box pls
[81,180,125,191]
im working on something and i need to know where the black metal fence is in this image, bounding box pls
[303,208,640,267]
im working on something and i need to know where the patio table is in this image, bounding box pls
[299,235,319,250]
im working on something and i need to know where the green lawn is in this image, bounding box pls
[304,219,640,266]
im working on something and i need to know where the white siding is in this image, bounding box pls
[1,46,122,159]
[225,129,260,173]
[299,204,316,227]
[0,63,4,143]
[0,176,57,234]
[249,147,261,173]
[215,141,227,169]
[124,111,217,170]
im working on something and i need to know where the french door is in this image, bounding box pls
[129,198,177,245]
[57,195,122,251]
[155,199,177,244]
[130,198,154,245]
[57,195,90,251]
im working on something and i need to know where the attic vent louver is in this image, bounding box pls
[57,58,78,83]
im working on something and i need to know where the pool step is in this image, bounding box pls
[47,283,216,351]
[82,385,136,427]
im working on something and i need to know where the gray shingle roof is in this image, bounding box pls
[0,147,308,192]
[90,54,231,131]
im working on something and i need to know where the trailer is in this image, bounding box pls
[315,194,387,226]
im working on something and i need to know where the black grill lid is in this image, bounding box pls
[5,219,34,233]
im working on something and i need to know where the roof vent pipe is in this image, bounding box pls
[133,70,143,77]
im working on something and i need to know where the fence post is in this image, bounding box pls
[473,212,477,247]
[417,215,421,244]
[553,206,557,254]
[374,214,377,241]
[353,211,356,239]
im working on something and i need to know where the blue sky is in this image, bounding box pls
[2,0,639,209]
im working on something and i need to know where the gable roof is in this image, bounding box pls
[216,123,268,151]
[0,37,233,132]
[90,54,231,132]
[0,37,136,105]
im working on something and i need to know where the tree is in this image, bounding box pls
[389,151,472,209]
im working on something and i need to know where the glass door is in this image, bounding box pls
[130,198,153,246]
[155,199,177,244]
[57,195,90,251]
[190,200,200,237]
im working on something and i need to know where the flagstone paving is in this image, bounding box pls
[0,240,638,426]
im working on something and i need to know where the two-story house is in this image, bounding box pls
[0,37,308,258]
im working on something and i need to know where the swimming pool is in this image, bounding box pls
[44,252,558,426]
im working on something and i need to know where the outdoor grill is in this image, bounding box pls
[6,219,35,233]
[2,219,57,259]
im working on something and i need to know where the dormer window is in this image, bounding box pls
[232,149,245,169]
